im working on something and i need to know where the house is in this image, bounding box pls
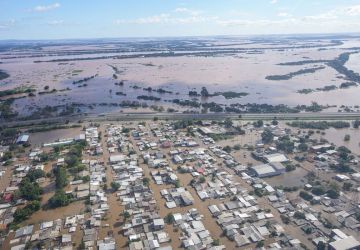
[152,218,165,230]
[16,134,29,144]
[263,153,288,163]
[329,236,360,250]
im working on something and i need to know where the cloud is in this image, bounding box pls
[115,8,215,25]
[345,5,360,16]
[217,18,297,27]
[32,3,60,12]
[0,19,16,29]
[47,20,64,25]
[174,8,201,16]
[277,12,292,17]
[270,0,278,4]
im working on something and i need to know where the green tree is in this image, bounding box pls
[344,134,350,141]
[200,87,209,97]
[19,178,42,200]
[223,145,232,153]
[164,213,175,224]
[298,143,308,152]
[224,118,233,128]
[254,120,264,128]
[55,167,68,189]
[48,189,70,208]
[111,181,120,191]
[27,169,45,182]
[122,211,131,222]
[261,129,274,144]
[272,119,279,125]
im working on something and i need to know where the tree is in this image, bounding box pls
[223,145,232,153]
[344,134,350,141]
[294,211,305,219]
[224,118,233,128]
[276,136,294,153]
[233,144,241,150]
[353,120,360,129]
[312,186,326,196]
[142,177,150,186]
[285,164,296,172]
[13,201,40,223]
[280,214,290,224]
[343,182,353,191]
[27,169,45,182]
[299,191,313,201]
[122,211,131,222]
[48,189,70,208]
[317,241,326,250]
[111,181,120,191]
[212,239,220,246]
[256,241,264,248]
[164,213,174,224]
[199,176,206,183]
[327,189,339,199]
[261,129,273,144]
[55,167,68,189]
[254,120,263,128]
[272,119,279,125]
[298,143,308,152]
[200,87,209,97]
[19,178,42,200]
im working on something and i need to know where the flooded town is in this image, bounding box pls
[2,1,360,249]
[1,117,360,249]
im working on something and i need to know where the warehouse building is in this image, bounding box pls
[250,163,286,178]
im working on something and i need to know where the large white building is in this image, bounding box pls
[250,162,286,178]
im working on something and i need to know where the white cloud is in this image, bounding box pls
[302,12,337,21]
[270,0,278,4]
[217,18,297,27]
[277,12,292,17]
[345,5,360,16]
[115,8,215,25]
[32,3,60,12]
[47,20,64,25]
[0,19,16,29]
[174,8,201,16]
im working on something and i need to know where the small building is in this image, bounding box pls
[329,236,360,250]
[263,153,288,163]
[16,134,29,144]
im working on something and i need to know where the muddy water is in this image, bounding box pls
[345,52,360,74]
[264,167,308,188]
[315,127,360,154]
[1,39,360,116]
[30,127,83,146]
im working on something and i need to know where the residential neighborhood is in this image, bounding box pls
[0,118,360,249]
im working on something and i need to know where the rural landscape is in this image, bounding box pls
[1,1,360,250]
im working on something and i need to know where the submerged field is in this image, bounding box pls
[0,35,360,119]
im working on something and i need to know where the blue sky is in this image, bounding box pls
[1,0,360,39]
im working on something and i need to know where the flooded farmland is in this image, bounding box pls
[1,36,360,118]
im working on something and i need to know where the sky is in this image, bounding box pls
[1,0,360,40]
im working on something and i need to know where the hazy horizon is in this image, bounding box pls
[1,0,360,40]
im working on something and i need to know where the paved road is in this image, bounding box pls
[3,111,360,127]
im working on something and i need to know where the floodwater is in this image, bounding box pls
[1,37,360,116]
[264,167,308,188]
[345,53,360,74]
[29,127,83,147]
[316,127,360,154]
